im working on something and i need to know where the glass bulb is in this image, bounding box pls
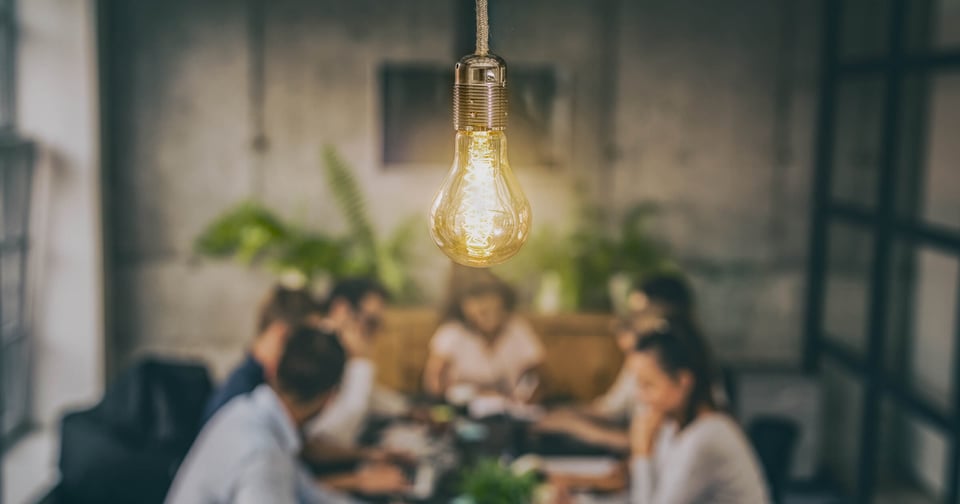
[430,130,531,267]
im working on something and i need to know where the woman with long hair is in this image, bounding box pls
[629,318,769,503]
[423,265,544,401]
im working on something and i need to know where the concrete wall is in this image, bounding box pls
[105,0,821,376]
[610,0,820,363]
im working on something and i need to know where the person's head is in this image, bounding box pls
[629,274,694,319]
[274,325,347,427]
[322,277,389,339]
[629,317,716,427]
[616,274,695,352]
[443,266,516,338]
[252,285,322,376]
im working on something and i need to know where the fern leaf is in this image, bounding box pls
[323,147,377,255]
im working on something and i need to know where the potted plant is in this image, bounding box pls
[495,203,679,313]
[194,147,421,301]
[456,459,539,504]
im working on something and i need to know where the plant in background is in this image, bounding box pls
[194,147,421,301]
[493,226,581,312]
[458,459,538,504]
[194,201,346,284]
[572,203,678,311]
[494,203,678,312]
[322,147,421,301]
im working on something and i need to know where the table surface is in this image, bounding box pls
[353,404,629,504]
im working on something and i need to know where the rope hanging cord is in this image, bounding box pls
[476,0,489,55]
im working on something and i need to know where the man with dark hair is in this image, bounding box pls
[198,280,409,496]
[201,286,320,423]
[167,326,367,503]
[321,277,390,318]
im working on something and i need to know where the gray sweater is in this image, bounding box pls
[631,414,770,504]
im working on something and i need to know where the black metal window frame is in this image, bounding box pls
[0,0,31,455]
[804,0,960,503]
[0,0,14,132]
[0,137,33,446]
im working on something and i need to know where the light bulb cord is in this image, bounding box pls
[476,0,489,55]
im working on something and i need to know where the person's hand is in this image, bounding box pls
[544,478,574,504]
[630,408,664,457]
[547,463,628,493]
[337,318,372,359]
[353,463,410,495]
[534,411,582,433]
[363,447,417,467]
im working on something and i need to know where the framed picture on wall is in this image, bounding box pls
[380,63,571,171]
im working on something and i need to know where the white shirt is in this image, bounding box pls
[306,358,375,445]
[430,316,545,391]
[166,385,357,504]
[630,414,770,504]
[430,317,544,388]
[592,366,637,421]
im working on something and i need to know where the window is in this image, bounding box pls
[805,1,960,502]
[380,64,570,170]
[0,0,32,448]
[0,138,33,445]
[0,0,14,130]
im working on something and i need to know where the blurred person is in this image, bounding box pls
[534,274,695,452]
[293,278,414,498]
[166,326,405,503]
[423,266,545,401]
[201,285,320,423]
[200,281,409,495]
[306,277,394,446]
[628,318,768,504]
[591,274,696,421]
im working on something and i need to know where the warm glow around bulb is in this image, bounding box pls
[429,131,531,267]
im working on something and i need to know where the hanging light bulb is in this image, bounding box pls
[429,5,531,268]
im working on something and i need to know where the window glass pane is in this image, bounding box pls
[832,77,885,209]
[1,249,22,335]
[876,399,947,503]
[824,222,874,352]
[2,336,29,436]
[937,0,960,48]
[821,359,864,497]
[908,0,960,51]
[917,72,960,230]
[840,0,893,60]
[1,144,32,239]
[887,244,958,411]
[0,19,11,129]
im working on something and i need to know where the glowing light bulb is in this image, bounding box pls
[429,53,531,267]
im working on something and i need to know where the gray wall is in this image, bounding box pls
[105,0,821,376]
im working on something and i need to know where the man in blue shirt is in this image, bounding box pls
[167,325,366,503]
[197,280,410,497]
[201,286,320,423]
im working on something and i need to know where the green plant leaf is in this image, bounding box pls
[460,459,537,504]
[323,147,377,256]
[267,232,345,280]
[194,201,288,264]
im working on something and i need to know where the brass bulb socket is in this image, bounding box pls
[453,53,508,131]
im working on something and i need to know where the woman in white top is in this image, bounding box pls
[534,274,696,452]
[424,267,544,400]
[629,319,769,504]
